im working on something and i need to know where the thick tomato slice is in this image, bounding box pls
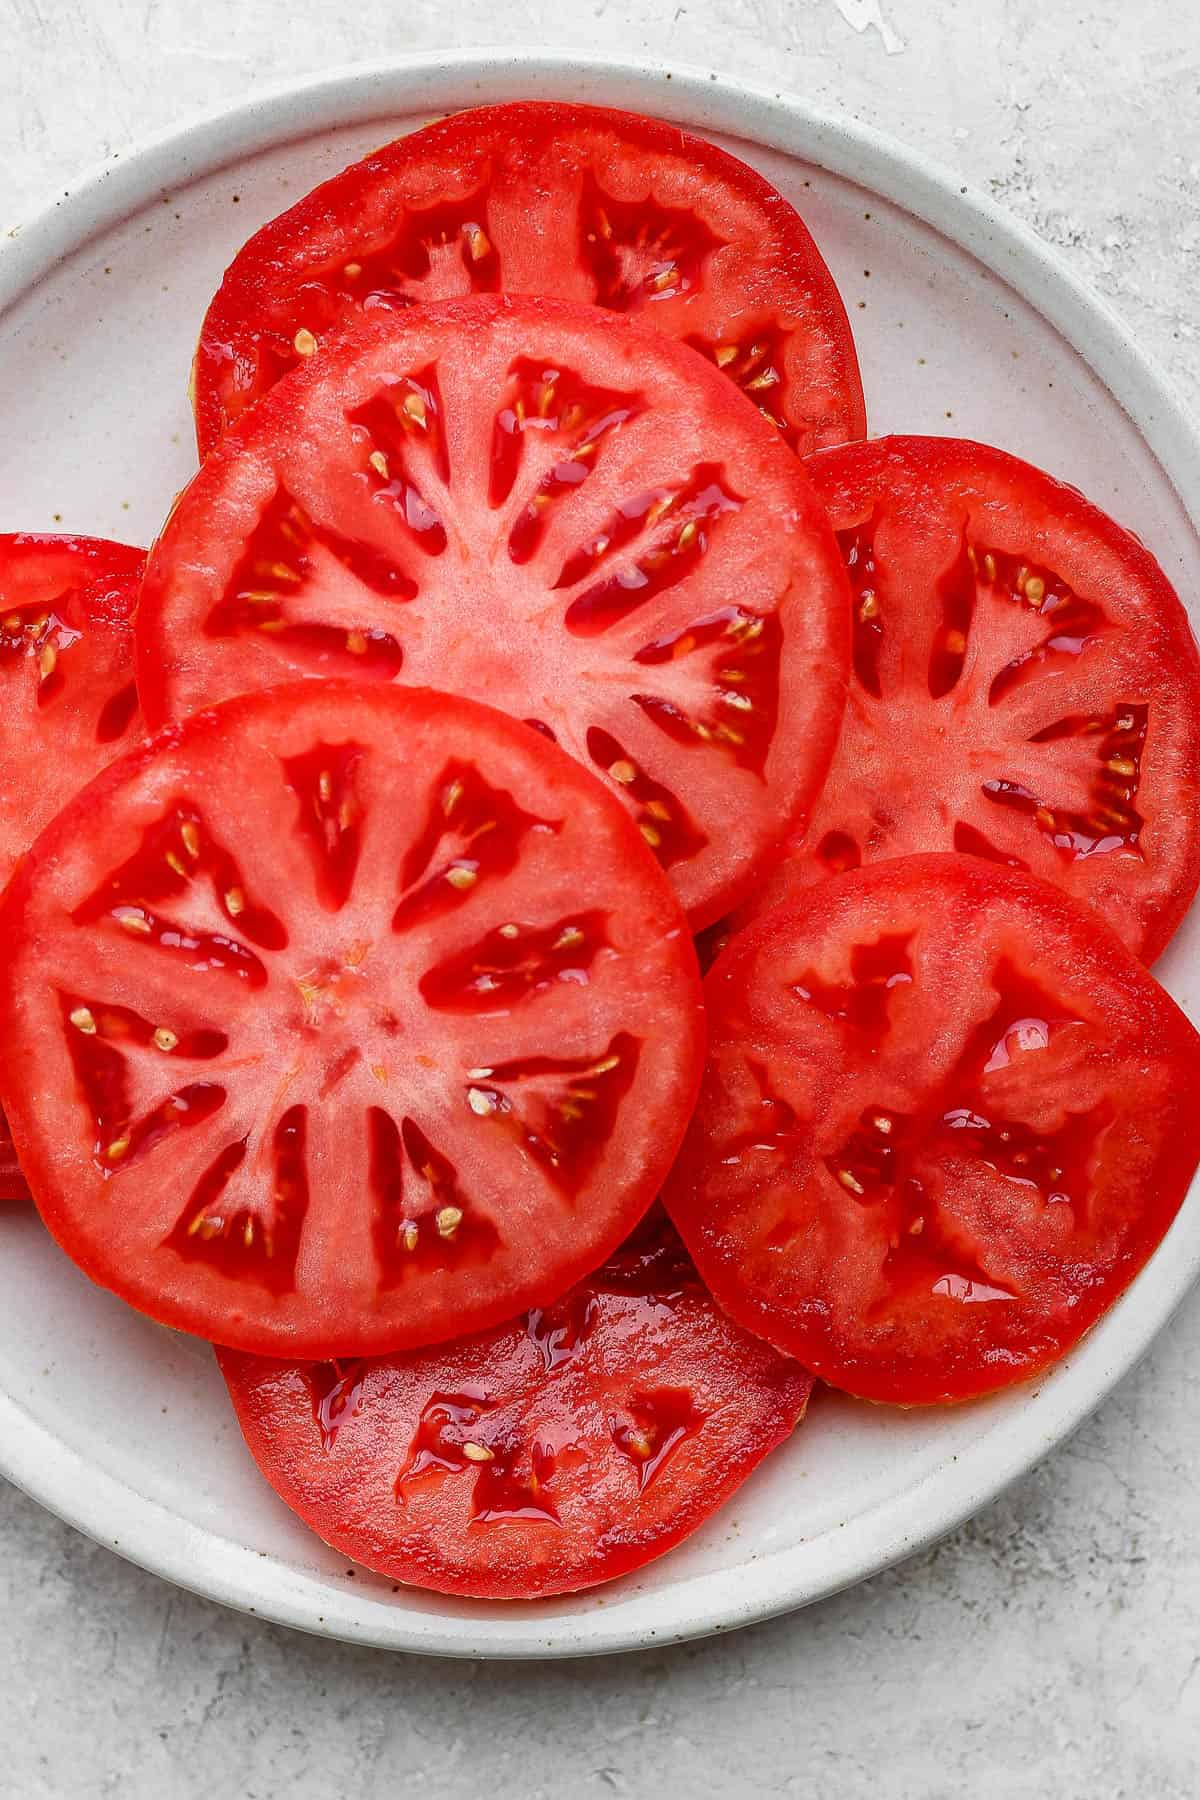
[733,437,1200,961]
[217,1210,812,1599]
[0,533,146,886]
[665,854,1200,1405]
[0,533,147,1202]
[142,296,850,929]
[193,100,864,459]
[0,683,704,1356]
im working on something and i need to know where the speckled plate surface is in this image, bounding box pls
[1,51,1198,1660]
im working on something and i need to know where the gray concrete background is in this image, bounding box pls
[2,3,1199,1795]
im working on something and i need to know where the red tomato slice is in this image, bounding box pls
[143,296,850,929]
[0,533,147,1203]
[0,533,146,887]
[217,1210,812,1598]
[0,682,704,1356]
[732,437,1200,961]
[665,854,1200,1405]
[193,100,864,459]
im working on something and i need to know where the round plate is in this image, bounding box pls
[1,51,1198,1660]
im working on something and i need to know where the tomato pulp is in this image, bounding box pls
[218,1211,812,1598]
[144,297,851,928]
[733,437,1200,961]
[193,100,864,458]
[0,683,704,1355]
[667,854,1200,1404]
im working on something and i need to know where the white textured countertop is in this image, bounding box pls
[2,3,1199,1794]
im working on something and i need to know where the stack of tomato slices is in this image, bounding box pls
[2,100,1199,1602]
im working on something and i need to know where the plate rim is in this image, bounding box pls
[1,46,1198,1661]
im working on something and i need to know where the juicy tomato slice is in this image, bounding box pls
[0,533,147,1203]
[143,296,851,929]
[732,437,1200,961]
[0,682,704,1356]
[0,533,146,887]
[217,1209,812,1598]
[193,100,865,459]
[665,854,1200,1405]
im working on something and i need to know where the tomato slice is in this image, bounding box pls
[0,533,147,1203]
[143,296,850,929]
[0,682,704,1356]
[217,1209,812,1598]
[193,100,864,459]
[0,533,145,887]
[732,437,1200,961]
[665,854,1200,1405]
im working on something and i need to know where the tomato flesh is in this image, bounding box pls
[734,437,1200,961]
[143,296,851,928]
[193,100,864,459]
[666,854,1200,1405]
[217,1210,812,1598]
[0,533,147,1203]
[0,682,704,1356]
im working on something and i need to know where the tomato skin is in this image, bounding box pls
[666,854,1200,1405]
[0,681,705,1356]
[733,436,1200,962]
[194,100,864,458]
[143,295,852,931]
[217,1214,812,1599]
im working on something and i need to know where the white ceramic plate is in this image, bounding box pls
[1,51,1198,1660]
